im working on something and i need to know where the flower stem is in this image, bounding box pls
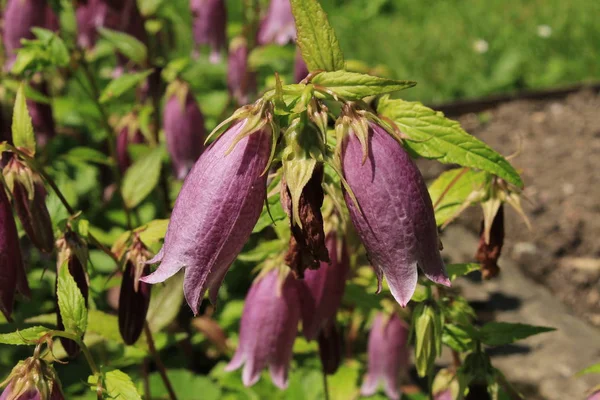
[143,323,178,400]
[321,361,330,400]
[47,330,99,376]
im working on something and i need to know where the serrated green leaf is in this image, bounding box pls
[12,83,36,154]
[65,147,114,165]
[99,69,153,103]
[377,97,523,188]
[57,264,88,337]
[0,326,50,345]
[99,27,148,65]
[442,324,475,352]
[577,363,600,376]
[446,263,481,281]
[121,147,164,208]
[290,0,344,72]
[429,168,487,226]
[104,369,142,400]
[31,28,69,67]
[480,322,554,346]
[311,70,415,99]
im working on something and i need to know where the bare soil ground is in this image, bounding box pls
[421,89,600,327]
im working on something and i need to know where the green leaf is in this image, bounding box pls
[57,263,88,337]
[121,147,164,208]
[577,363,600,376]
[146,272,184,332]
[480,322,555,346]
[290,0,345,71]
[252,194,287,233]
[328,361,360,400]
[149,369,221,400]
[99,27,148,65]
[12,83,36,154]
[442,324,475,352]
[104,369,142,400]
[0,326,50,345]
[31,28,69,67]
[446,263,481,281]
[428,168,487,226]
[65,147,114,165]
[99,69,153,103]
[311,70,415,99]
[377,97,523,188]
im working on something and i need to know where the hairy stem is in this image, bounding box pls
[144,323,178,400]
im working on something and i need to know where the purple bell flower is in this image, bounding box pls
[141,119,272,314]
[360,313,409,400]
[190,0,227,63]
[163,84,206,179]
[341,121,450,306]
[227,37,257,106]
[0,357,64,400]
[300,231,349,340]
[0,182,30,321]
[257,0,296,46]
[2,0,56,70]
[225,269,301,389]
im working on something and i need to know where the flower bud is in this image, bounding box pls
[116,118,145,173]
[413,304,442,378]
[299,231,348,340]
[163,82,206,179]
[340,118,449,306]
[257,0,296,46]
[0,182,30,321]
[55,231,89,358]
[227,37,256,106]
[225,269,301,389]
[141,114,272,315]
[190,0,227,63]
[360,313,409,400]
[294,48,309,83]
[2,0,57,70]
[3,156,54,253]
[317,320,343,375]
[432,369,460,400]
[118,236,152,345]
[26,81,56,148]
[0,357,64,400]
[475,204,504,279]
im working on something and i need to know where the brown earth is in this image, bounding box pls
[420,89,600,327]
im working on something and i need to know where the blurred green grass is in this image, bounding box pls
[318,0,600,103]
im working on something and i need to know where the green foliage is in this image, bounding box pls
[98,369,142,400]
[121,147,164,208]
[11,28,69,75]
[11,83,36,154]
[149,370,221,400]
[290,0,345,71]
[99,70,153,103]
[57,263,88,337]
[479,322,555,346]
[577,363,600,376]
[446,263,481,281]
[98,28,148,65]
[377,97,523,188]
[0,326,50,345]
[311,70,415,99]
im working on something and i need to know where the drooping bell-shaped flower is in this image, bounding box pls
[340,119,449,306]
[26,81,56,147]
[0,182,30,321]
[163,82,206,179]
[118,236,152,345]
[55,230,89,358]
[76,0,110,49]
[360,313,409,400]
[2,0,55,70]
[300,231,349,340]
[257,0,296,46]
[294,48,309,83]
[190,0,227,63]
[141,114,272,314]
[225,269,301,389]
[227,37,257,106]
[0,357,64,400]
[317,319,343,375]
[116,117,145,173]
[3,156,54,253]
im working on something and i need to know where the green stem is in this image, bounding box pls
[77,56,133,229]
[48,330,99,376]
[427,366,434,400]
[143,323,178,400]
